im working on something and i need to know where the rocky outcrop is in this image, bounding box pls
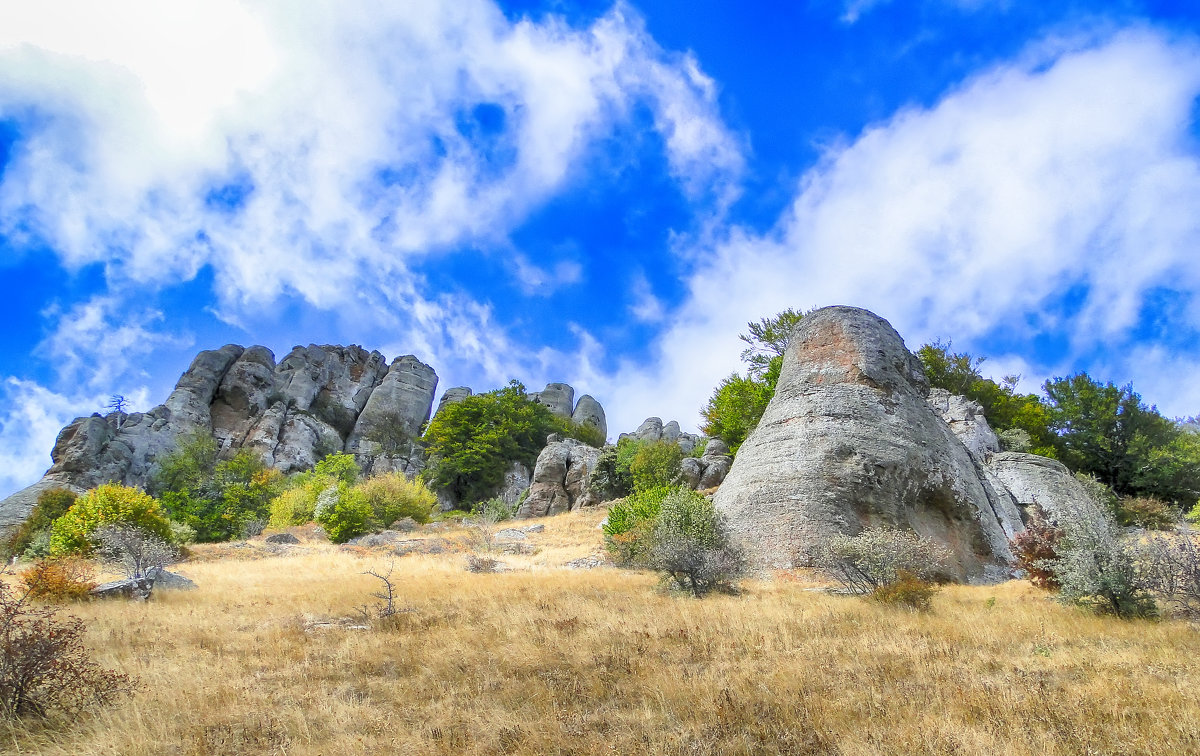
[986,452,1096,522]
[571,395,607,440]
[928,389,1001,458]
[531,383,575,418]
[435,387,473,417]
[620,416,704,455]
[0,344,440,536]
[714,306,1016,580]
[517,436,602,518]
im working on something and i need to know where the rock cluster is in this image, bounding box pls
[518,436,602,518]
[714,305,1095,581]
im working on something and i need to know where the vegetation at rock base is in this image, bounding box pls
[646,488,746,596]
[48,484,174,557]
[602,485,671,566]
[1010,504,1063,590]
[814,527,953,597]
[4,508,1200,755]
[152,433,285,542]
[421,380,602,506]
[3,487,77,560]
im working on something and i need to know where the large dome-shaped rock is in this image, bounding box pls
[570,394,607,440]
[531,383,575,418]
[713,306,1014,579]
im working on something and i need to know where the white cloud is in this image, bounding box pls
[40,296,193,392]
[0,378,152,497]
[601,29,1200,431]
[0,0,741,316]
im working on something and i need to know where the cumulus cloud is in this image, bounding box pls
[0,0,741,309]
[603,29,1200,432]
[0,378,151,496]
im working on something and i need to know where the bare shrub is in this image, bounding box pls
[870,570,938,610]
[361,562,400,619]
[647,489,746,597]
[465,555,500,573]
[815,528,952,595]
[1,567,131,719]
[1137,527,1200,620]
[92,524,178,580]
[1049,493,1156,619]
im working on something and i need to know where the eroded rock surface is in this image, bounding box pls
[714,306,1015,579]
[518,437,602,518]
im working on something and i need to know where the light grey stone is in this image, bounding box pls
[927,388,1001,458]
[680,457,704,490]
[518,438,602,518]
[530,382,575,418]
[713,306,1015,580]
[435,387,472,416]
[987,452,1097,523]
[497,461,532,509]
[570,394,607,440]
[265,532,301,545]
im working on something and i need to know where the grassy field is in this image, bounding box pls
[4,508,1200,755]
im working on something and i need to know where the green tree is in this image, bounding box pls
[422,380,597,505]
[3,488,77,559]
[629,441,683,492]
[1042,373,1187,501]
[49,484,174,556]
[153,434,284,542]
[739,308,806,379]
[701,310,797,453]
[917,341,1056,456]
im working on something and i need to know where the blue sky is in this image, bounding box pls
[2,0,1200,498]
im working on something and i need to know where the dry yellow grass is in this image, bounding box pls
[4,508,1200,755]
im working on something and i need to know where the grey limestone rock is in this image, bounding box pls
[518,438,602,518]
[435,387,472,416]
[570,394,607,440]
[497,461,532,509]
[680,457,704,489]
[927,388,1001,458]
[713,306,1015,580]
[531,382,575,418]
[986,452,1097,523]
[265,532,301,545]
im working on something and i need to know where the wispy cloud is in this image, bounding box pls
[599,29,1200,433]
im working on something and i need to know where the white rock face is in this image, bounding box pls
[714,306,1015,579]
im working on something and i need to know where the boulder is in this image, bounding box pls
[147,568,197,591]
[91,577,153,601]
[495,528,528,541]
[346,355,438,463]
[435,387,472,416]
[571,395,608,441]
[986,452,1097,522]
[531,383,575,418]
[927,389,1001,458]
[713,306,1015,579]
[497,461,533,509]
[518,438,602,518]
[680,457,704,489]
[265,532,301,545]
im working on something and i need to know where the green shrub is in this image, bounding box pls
[422,381,568,505]
[1049,494,1156,618]
[267,473,338,528]
[4,488,77,560]
[603,486,672,566]
[648,489,746,597]
[1187,501,1200,526]
[355,472,436,526]
[871,570,938,610]
[1115,496,1176,530]
[49,484,173,557]
[315,485,373,543]
[314,452,360,486]
[629,441,682,492]
[471,496,516,523]
[153,434,284,542]
[815,528,953,595]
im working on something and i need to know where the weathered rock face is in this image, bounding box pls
[0,344,440,536]
[531,383,575,418]
[571,395,607,440]
[714,306,1015,579]
[986,452,1096,522]
[928,389,1001,458]
[620,416,704,454]
[517,437,603,518]
[434,387,472,417]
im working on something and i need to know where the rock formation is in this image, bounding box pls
[620,416,704,455]
[714,306,1019,580]
[986,453,1097,522]
[518,436,602,518]
[0,344,439,536]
